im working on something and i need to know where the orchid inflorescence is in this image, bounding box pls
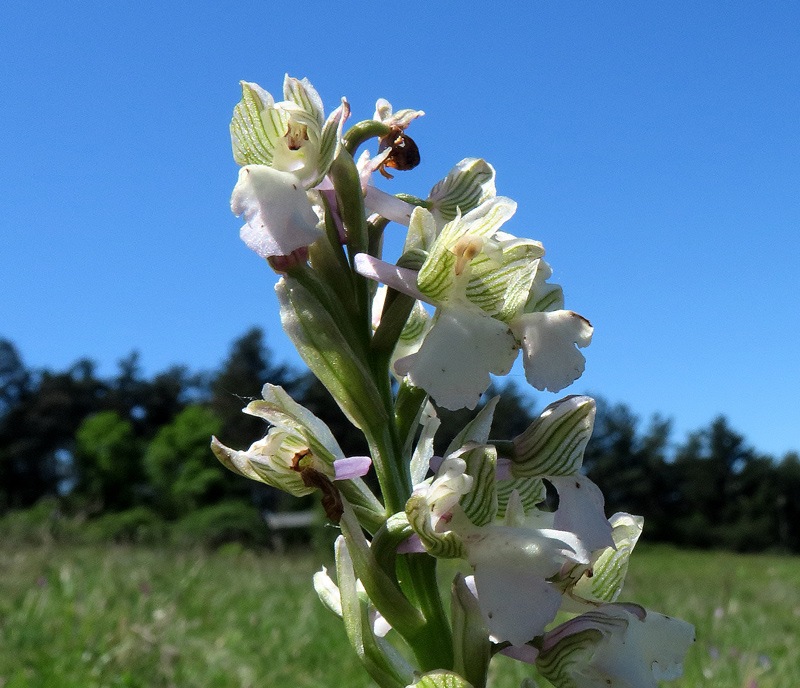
[212,75,695,688]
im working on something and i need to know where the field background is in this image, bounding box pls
[1,544,798,688]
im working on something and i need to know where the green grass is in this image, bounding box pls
[0,544,798,687]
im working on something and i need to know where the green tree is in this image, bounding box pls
[143,405,224,517]
[583,399,673,538]
[211,327,298,448]
[0,357,104,509]
[142,365,206,434]
[672,416,763,549]
[775,452,800,551]
[72,411,143,511]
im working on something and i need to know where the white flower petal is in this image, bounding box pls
[465,529,568,645]
[550,475,615,554]
[231,165,322,258]
[461,524,591,646]
[511,310,593,392]
[394,307,518,411]
[545,606,695,687]
[473,559,562,646]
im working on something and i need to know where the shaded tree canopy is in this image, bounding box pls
[0,333,797,552]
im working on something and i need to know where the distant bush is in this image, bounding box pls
[85,507,169,545]
[0,497,81,545]
[172,501,269,548]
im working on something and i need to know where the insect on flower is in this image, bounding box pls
[377,125,421,178]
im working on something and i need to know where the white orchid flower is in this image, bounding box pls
[537,604,695,687]
[229,76,349,257]
[210,384,369,497]
[356,195,590,409]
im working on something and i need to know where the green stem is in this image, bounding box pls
[397,554,455,671]
[395,193,431,208]
[365,424,410,517]
[343,119,391,156]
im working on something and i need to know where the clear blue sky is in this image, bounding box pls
[2,2,798,458]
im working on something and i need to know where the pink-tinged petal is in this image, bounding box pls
[316,178,346,243]
[429,454,445,474]
[495,457,513,481]
[550,474,615,553]
[499,643,540,665]
[231,165,322,258]
[364,184,415,226]
[396,533,426,554]
[356,149,391,191]
[333,455,372,480]
[354,253,428,302]
[511,310,593,393]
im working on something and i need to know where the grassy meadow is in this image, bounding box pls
[0,543,797,687]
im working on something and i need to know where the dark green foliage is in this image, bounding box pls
[171,501,269,548]
[73,411,144,511]
[84,507,168,544]
[1,332,798,552]
[210,327,298,449]
[583,399,674,540]
[143,405,225,518]
[0,354,104,508]
[0,497,67,546]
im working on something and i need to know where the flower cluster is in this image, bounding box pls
[215,75,694,688]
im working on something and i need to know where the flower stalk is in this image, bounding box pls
[213,73,694,688]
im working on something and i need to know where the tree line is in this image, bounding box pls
[1,331,797,552]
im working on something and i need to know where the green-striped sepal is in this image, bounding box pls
[231,76,348,188]
[537,605,695,688]
[536,624,608,688]
[468,236,544,323]
[495,478,547,521]
[456,444,498,527]
[572,513,644,604]
[416,198,517,303]
[511,396,596,478]
[405,494,467,559]
[428,158,497,228]
[210,384,344,497]
[246,383,343,464]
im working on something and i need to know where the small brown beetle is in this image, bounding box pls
[377,125,421,179]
